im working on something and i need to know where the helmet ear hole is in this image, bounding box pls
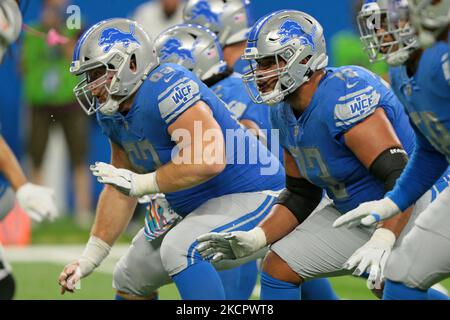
[130,54,137,72]
[300,55,312,65]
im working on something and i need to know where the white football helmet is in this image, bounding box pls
[0,0,22,63]
[407,0,450,47]
[241,10,328,105]
[70,18,158,115]
[358,0,418,66]
[154,24,227,80]
[183,0,253,46]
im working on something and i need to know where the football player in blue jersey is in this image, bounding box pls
[57,18,285,300]
[154,23,339,300]
[182,0,277,158]
[0,0,59,300]
[334,0,450,300]
[195,9,449,300]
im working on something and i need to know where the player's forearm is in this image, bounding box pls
[90,185,138,246]
[378,206,413,239]
[257,204,299,244]
[240,119,267,145]
[386,140,448,211]
[155,160,226,193]
[0,136,27,190]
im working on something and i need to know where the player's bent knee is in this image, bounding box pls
[262,250,303,285]
[112,260,151,297]
[112,261,130,293]
[160,232,190,276]
[371,287,384,299]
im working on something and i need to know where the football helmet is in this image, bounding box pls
[241,10,328,105]
[407,0,450,47]
[358,0,418,66]
[183,0,253,46]
[70,18,158,115]
[154,24,227,80]
[0,0,22,63]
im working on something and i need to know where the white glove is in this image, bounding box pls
[343,228,396,290]
[90,162,159,197]
[333,197,401,228]
[58,236,111,294]
[196,227,267,262]
[16,183,58,222]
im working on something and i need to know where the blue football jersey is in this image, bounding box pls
[210,72,280,158]
[389,41,450,161]
[385,41,450,210]
[271,65,415,214]
[232,57,252,75]
[97,63,285,216]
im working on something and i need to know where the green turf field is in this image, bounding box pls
[6,217,449,300]
[10,261,450,300]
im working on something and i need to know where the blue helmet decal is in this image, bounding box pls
[98,24,141,53]
[160,38,195,63]
[191,0,221,25]
[278,20,317,50]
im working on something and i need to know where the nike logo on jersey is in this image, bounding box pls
[346,81,359,89]
[164,73,176,83]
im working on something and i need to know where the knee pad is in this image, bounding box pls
[112,261,128,294]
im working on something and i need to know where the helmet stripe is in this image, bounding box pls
[247,10,293,47]
[73,19,115,61]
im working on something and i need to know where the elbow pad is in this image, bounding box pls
[370,147,409,192]
[275,175,323,224]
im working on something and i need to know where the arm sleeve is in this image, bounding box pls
[155,67,202,126]
[324,75,382,142]
[386,129,449,211]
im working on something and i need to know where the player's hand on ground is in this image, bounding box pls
[196,227,267,262]
[333,197,401,228]
[58,261,82,294]
[16,183,58,222]
[343,228,396,290]
[90,162,137,196]
[58,255,98,295]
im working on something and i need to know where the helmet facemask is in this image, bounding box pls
[242,53,289,105]
[73,50,141,116]
[358,2,418,66]
[242,46,321,105]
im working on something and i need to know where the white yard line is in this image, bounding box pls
[4,244,129,274]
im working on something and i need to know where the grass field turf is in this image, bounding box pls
[10,261,450,300]
[5,217,449,300]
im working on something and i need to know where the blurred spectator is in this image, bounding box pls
[330,0,389,80]
[21,0,92,227]
[133,0,183,40]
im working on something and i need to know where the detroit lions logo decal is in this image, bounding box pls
[278,20,316,50]
[159,38,195,63]
[191,0,220,24]
[98,24,141,53]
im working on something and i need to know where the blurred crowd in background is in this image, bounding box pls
[0,0,386,237]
